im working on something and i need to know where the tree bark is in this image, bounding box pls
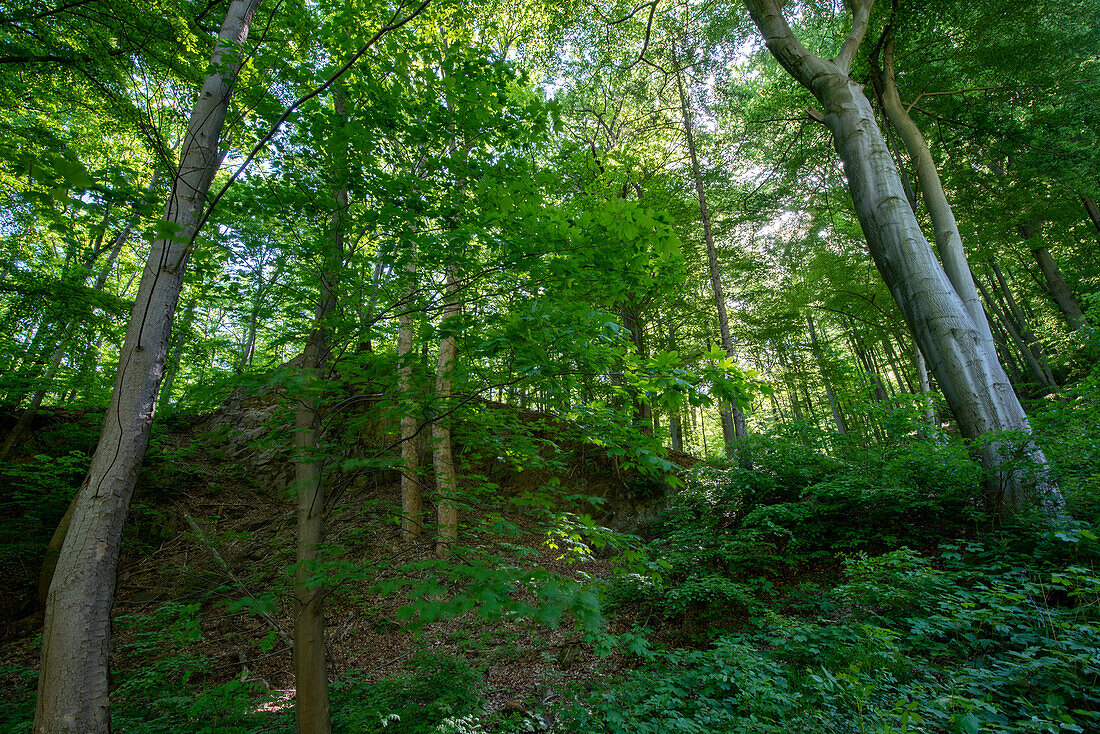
[674,52,747,449]
[988,259,1057,389]
[1021,225,1086,331]
[399,239,422,542]
[914,342,936,427]
[806,313,847,434]
[34,3,261,731]
[157,294,199,408]
[745,0,1062,516]
[875,33,996,350]
[973,266,1056,395]
[434,264,460,557]
[292,88,349,734]
[1083,194,1100,236]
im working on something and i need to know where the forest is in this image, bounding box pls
[1,0,1098,731]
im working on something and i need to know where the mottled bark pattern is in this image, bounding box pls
[34,2,261,731]
[745,0,1063,516]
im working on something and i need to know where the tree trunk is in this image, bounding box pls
[875,33,996,350]
[1083,194,1100,236]
[881,336,913,394]
[674,52,747,449]
[621,301,652,435]
[806,313,847,434]
[914,342,936,427]
[745,0,1062,516]
[2,210,139,448]
[34,3,261,731]
[237,261,263,374]
[666,323,684,452]
[399,241,421,542]
[0,329,72,458]
[974,268,1056,394]
[434,264,460,557]
[157,296,199,408]
[988,259,1058,388]
[1022,226,1086,331]
[292,88,349,734]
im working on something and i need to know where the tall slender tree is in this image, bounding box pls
[744,0,1063,516]
[34,1,262,730]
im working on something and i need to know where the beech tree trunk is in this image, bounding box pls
[914,343,936,427]
[674,53,747,449]
[973,268,1056,395]
[876,33,995,350]
[745,0,1063,517]
[293,303,335,734]
[398,243,422,542]
[989,260,1058,390]
[33,3,261,731]
[434,264,460,557]
[292,88,350,734]
[1021,225,1087,331]
[806,313,847,434]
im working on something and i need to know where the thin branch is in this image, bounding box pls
[834,0,873,75]
[624,0,659,71]
[179,0,432,265]
[609,0,655,25]
[904,85,1007,114]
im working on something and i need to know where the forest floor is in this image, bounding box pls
[3,392,1098,733]
[0,401,652,726]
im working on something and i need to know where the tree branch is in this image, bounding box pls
[181,0,433,263]
[834,0,874,75]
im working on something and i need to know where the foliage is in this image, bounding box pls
[331,652,482,734]
[2,0,1099,731]
[603,429,984,628]
[573,528,1100,734]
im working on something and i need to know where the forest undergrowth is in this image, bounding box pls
[2,376,1099,734]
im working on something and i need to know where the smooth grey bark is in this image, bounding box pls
[745,0,1062,516]
[876,33,996,350]
[674,53,747,448]
[1022,227,1087,331]
[34,3,261,731]
[806,312,847,434]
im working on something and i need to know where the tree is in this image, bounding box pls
[743,0,1063,516]
[34,1,263,730]
[673,47,749,451]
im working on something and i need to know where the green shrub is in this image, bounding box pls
[331,651,481,734]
